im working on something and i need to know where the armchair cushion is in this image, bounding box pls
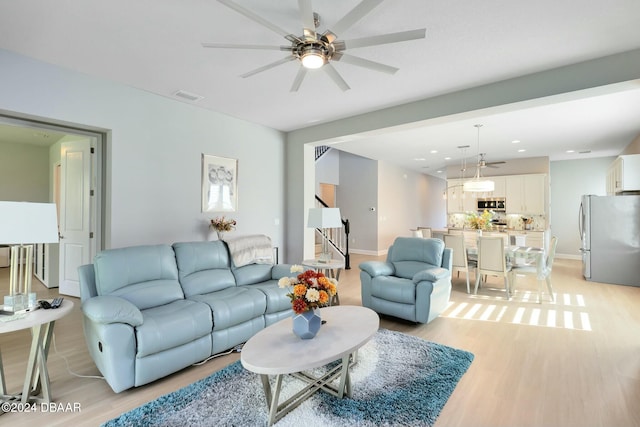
[359,261,395,277]
[82,295,143,326]
[413,267,450,284]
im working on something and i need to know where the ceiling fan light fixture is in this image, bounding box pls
[300,47,325,69]
[464,124,495,193]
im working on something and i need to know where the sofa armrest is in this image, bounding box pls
[413,267,450,284]
[82,295,143,327]
[359,261,395,277]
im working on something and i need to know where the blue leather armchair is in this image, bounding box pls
[359,237,453,324]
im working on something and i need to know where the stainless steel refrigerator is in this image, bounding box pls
[579,195,640,286]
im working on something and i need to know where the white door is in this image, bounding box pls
[59,139,94,297]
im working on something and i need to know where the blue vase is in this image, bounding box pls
[292,309,322,339]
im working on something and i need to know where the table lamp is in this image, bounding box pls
[0,201,59,312]
[307,207,342,263]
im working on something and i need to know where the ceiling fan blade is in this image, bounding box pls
[342,28,426,49]
[218,0,291,38]
[334,53,398,75]
[240,56,296,78]
[202,42,287,51]
[323,63,350,91]
[290,67,308,92]
[330,0,384,36]
[298,0,316,38]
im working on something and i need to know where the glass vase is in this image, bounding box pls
[292,308,322,339]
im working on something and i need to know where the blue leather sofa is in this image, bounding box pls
[359,237,453,324]
[78,240,293,393]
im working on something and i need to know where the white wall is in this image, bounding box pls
[0,49,287,253]
[550,157,614,257]
[0,141,49,202]
[336,151,379,253]
[378,162,447,250]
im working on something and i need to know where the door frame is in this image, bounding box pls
[0,112,106,288]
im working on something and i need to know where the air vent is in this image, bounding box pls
[173,90,204,102]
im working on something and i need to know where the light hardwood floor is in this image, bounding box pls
[1,254,640,426]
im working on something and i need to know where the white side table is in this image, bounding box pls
[0,299,74,404]
[301,259,345,305]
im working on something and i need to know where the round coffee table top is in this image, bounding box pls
[241,305,379,375]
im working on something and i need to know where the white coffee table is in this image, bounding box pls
[241,305,379,426]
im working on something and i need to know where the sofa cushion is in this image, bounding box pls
[371,276,416,304]
[136,299,212,358]
[189,287,267,331]
[232,263,272,286]
[247,281,292,314]
[173,241,236,297]
[93,245,184,310]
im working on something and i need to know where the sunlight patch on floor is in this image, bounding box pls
[442,292,592,331]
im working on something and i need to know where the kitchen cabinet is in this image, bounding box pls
[505,174,546,214]
[488,176,506,198]
[607,155,640,194]
[446,179,476,213]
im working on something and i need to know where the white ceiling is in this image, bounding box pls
[1,0,640,176]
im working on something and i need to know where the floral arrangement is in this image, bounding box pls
[467,209,494,230]
[278,265,338,314]
[210,216,236,232]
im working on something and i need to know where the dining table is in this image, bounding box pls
[467,245,547,299]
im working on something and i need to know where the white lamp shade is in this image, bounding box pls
[307,208,342,228]
[463,179,495,192]
[0,201,59,244]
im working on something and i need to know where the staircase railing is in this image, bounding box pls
[314,196,350,269]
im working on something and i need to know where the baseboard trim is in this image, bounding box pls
[556,253,582,260]
[350,248,388,257]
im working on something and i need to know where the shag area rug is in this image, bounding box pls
[102,329,474,427]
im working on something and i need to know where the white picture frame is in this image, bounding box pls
[202,154,238,212]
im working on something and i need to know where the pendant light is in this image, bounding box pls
[463,124,495,192]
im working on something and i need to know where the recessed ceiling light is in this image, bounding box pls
[436,170,443,173]
[430,150,438,154]
[414,158,426,161]
[566,150,575,153]
[444,157,451,160]
[512,140,521,144]
[518,149,526,153]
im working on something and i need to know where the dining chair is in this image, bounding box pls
[417,227,432,238]
[474,236,512,300]
[510,236,558,303]
[443,234,476,294]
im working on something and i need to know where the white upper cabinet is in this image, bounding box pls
[489,176,506,198]
[505,174,546,214]
[607,155,640,194]
[447,179,477,213]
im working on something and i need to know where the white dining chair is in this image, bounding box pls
[417,227,432,238]
[444,234,476,294]
[474,236,512,300]
[510,236,558,303]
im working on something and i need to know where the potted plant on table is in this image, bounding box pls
[278,265,338,339]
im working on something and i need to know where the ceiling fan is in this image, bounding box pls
[202,0,426,92]
[478,153,506,169]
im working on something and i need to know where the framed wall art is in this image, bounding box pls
[202,154,238,212]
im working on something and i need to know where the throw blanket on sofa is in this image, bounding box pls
[225,234,274,268]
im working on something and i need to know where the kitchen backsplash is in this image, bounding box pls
[447,212,546,231]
